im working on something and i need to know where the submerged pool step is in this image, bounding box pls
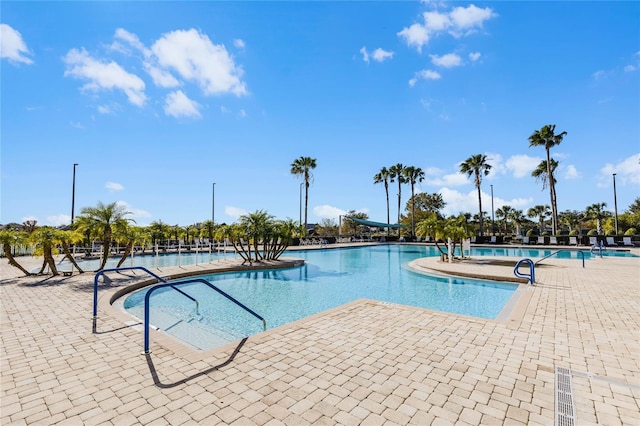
[149,309,239,351]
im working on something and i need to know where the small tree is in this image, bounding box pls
[0,229,32,276]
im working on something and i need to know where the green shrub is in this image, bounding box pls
[568,229,579,236]
[587,229,598,236]
[625,228,637,236]
[526,229,538,237]
[606,230,617,236]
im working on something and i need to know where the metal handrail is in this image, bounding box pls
[514,258,535,285]
[590,242,604,258]
[534,250,586,268]
[144,278,266,354]
[93,266,198,330]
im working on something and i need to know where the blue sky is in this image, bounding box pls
[2,1,639,228]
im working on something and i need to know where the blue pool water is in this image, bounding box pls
[122,245,518,351]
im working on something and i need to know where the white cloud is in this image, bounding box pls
[424,172,469,187]
[372,48,394,62]
[599,153,640,187]
[360,46,370,63]
[624,64,636,72]
[145,63,181,88]
[63,48,147,106]
[106,181,124,191]
[164,90,202,119]
[449,5,497,33]
[564,164,581,180]
[70,121,84,129]
[115,201,152,222]
[397,23,430,52]
[97,104,119,114]
[238,109,247,118]
[233,39,245,49]
[398,5,496,50]
[592,70,607,80]
[151,28,247,96]
[225,206,247,220]
[423,10,450,32]
[505,154,543,178]
[469,52,481,61]
[439,187,532,217]
[114,28,150,56]
[0,24,34,65]
[314,205,348,221]
[430,52,462,68]
[45,214,71,227]
[409,69,441,87]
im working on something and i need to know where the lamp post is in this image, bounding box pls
[212,183,216,225]
[613,173,618,235]
[71,163,78,225]
[490,184,494,236]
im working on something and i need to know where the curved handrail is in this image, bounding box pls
[93,266,198,329]
[514,258,535,285]
[144,278,266,354]
[534,250,585,268]
[590,242,604,258]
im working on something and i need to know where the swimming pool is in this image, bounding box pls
[122,245,518,351]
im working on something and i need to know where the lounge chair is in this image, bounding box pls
[605,236,618,247]
[589,236,598,247]
[523,236,530,245]
[622,236,634,247]
[569,236,578,246]
[549,236,558,245]
[537,236,545,245]
[490,236,497,244]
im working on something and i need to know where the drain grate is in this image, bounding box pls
[555,366,577,426]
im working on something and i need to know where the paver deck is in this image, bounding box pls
[1,244,639,425]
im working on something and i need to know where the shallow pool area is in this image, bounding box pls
[122,245,518,351]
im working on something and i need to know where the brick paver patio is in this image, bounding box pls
[1,244,639,425]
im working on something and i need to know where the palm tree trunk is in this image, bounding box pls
[116,243,134,268]
[304,180,309,230]
[476,178,484,236]
[385,184,390,236]
[397,182,402,237]
[43,244,58,276]
[546,149,557,234]
[61,243,85,273]
[3,245,31,276]
[98,237,111,271]
[411,183,415,238]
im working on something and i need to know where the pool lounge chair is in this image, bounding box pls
[622,236,634,247]
[490,236,497,244]
[537,236,545,245]
[549,236,558,245]
[605,236,617,246]
[569,236,578,246]
[589,236,598,247]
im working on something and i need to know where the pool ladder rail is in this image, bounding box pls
[514,249,587,285]
[92,266,266,354]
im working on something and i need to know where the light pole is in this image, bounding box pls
[71,163,78,225]
[490,184,494,235]
[212,183,216,225]
[613,173,618,235]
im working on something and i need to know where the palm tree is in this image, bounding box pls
[459,154,492,236]
[495,205,514,234]
[57,229,86,273]
[389,163,406,237]
[510,209,527,237]
[527,205,551,234]
[402,166,425,237]
[0,228,31,276]
[529,124,567,234]
[74,201,132,271]
[114,225,149,268]
[585,203,610,234]
[373,167,391,235]
[290,156,317,231]
[30,227,60,275]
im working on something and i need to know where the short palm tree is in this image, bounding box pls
[585,203,610,234]
[74,201,133,271]
[30,227,61,275]
[389,163,406,237]
[495,205,514,234]
[57,229,86,273]
[459,154,492,236]
[0,229,31,276]
[527,205,551,234]
[290,156,317,231]
[373,167,391,235]
[529,124,567,234]
[402,166,425,237]
[509,209,527,237]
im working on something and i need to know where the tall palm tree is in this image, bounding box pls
[527,205,551,234]
[389,163,405,237]
[532,159,559,234]
[510,209,527,237]
[402,166,425,237]
[290,156,317,231]
[74,201,132,271]
[529,124,567,234]
[459,154,492,236]
[585,203,610,234]
[373,167,391,235]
